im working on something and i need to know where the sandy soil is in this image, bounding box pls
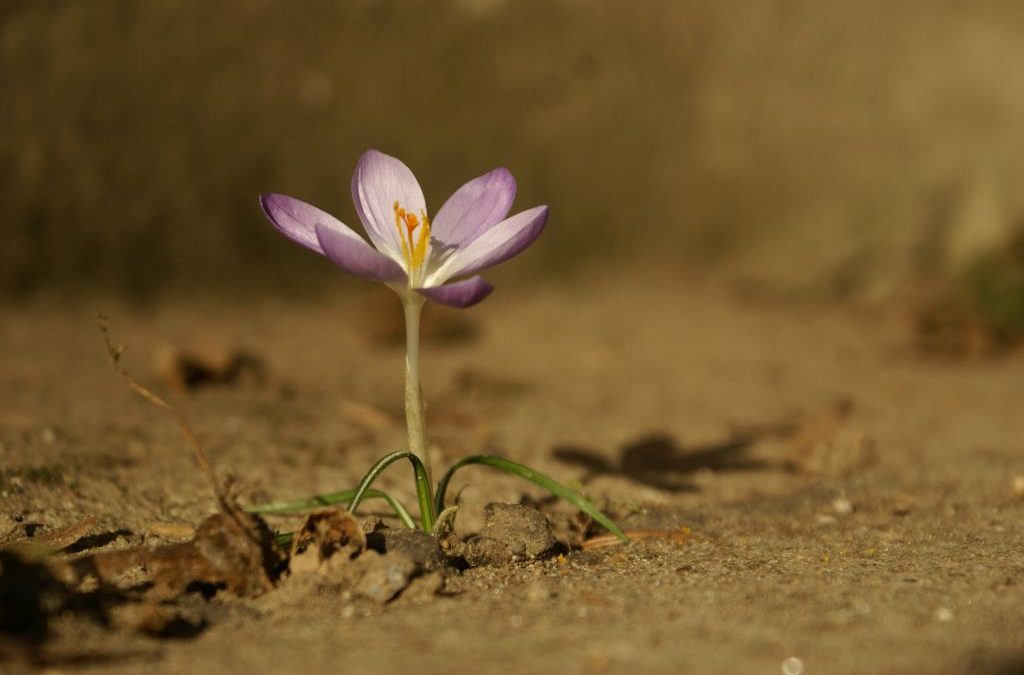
[1,267,1023,675]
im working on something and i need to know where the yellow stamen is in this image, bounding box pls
[393,201,431,279]
[412,210,431,270]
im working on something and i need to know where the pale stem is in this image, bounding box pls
[402,294,431,481]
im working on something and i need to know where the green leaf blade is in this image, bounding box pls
[347,450,436,531]
[434,455,628,542]
[246,486,416,529]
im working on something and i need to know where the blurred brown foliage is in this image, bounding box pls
[3,0,1024,300]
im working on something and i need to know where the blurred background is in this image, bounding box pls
[3,0,1024,336]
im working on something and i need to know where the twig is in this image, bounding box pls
[96,313,228,510]
[581,529,692,551]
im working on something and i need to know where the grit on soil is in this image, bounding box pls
[1,267,1022,675]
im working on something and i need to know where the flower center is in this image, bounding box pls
[393,201,431,282]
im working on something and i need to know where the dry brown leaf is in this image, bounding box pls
[289,509,365,575]
[58,511,281,600]
[3,517,98,560]
[582,528,693,551]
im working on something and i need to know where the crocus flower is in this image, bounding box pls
[260,150,548,308]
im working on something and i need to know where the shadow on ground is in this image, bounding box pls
[553,432,771,493]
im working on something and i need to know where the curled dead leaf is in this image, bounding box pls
[58,510,282,600]
[288,509,365,575]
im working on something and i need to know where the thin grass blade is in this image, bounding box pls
[346,451,436,531]
[434,455,628,542]
[247,487,416,529]
[347,450,413,514]
[409,453,435,532]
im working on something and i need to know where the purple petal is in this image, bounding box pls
[426,205,548,285]
[315,224,407,282]
[431,167,516,247]
[416,275,494,308]
[260,193,346,255]
[351,149,426,263]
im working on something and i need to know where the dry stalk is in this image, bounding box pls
[96,314,257,542]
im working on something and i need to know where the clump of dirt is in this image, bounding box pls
[275,509,443,606]
[349,551,421,604]
[450,503,559,567]
[366,525,446,572]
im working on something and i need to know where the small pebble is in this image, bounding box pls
[353,552,416,604]
[781,656,804,675]
[832,496,854,515]
[934,607,954,623]
[1012,475,1024,498]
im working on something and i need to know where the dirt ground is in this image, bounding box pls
[1,266,1023,675]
